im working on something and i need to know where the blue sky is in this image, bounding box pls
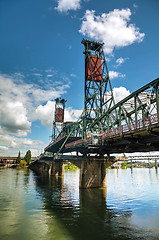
[0,0,159,156]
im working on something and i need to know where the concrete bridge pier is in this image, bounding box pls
[49,160,64,177]
[79,160,107,188]
[155,159,158,169]
[30,155,126,188]
[131,160,133,169]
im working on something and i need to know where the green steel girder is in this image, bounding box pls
[81,38,117,137]
[48,39,159,158]
[58,72,159,143]
[55,39,117,139]
[89,78,159,131]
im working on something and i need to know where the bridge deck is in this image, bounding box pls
[44,113,159,155]
[44,75,159,156]
[44,134,81,153]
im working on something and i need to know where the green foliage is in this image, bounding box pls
[24,150,31,165]
[17,151,21,164]
[121,162,128,168]
[64,163,78,170]
[19,160,27,168]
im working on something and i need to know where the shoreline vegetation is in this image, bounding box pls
[109,161,159,169]
[64,163,79,170]
[0,160,28,169]
[0,161,158,170]
[0,150,158,170]
[0,150,32,169]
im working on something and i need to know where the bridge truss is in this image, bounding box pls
[91,77,159,136]
[45,39,159,156]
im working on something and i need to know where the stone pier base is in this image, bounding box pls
[30,155,126,189]
[79,160,107,188]
[155,159,158,169]
[49,160,64,176]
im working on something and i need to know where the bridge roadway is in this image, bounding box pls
[45,77,159,155]
[44,113,159,155]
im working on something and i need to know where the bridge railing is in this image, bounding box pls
[65,137,92,148]
[64,113,159,148]
[44,133,66,151]
[49,113,159,150]
[104,113,159,139]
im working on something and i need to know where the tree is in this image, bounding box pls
[24,150,31,165]
[121,162,128,168]
[17,151,21,164]
[20,160,27,168]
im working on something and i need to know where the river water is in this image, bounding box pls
[1,167,159,240]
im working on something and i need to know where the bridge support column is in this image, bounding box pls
[79,160,107,188]
[131,160,133,169]
[49,160,64,176]
[155,159,158,169]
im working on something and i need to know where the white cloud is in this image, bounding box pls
[34,101,83,126]
[0,72,70,133]
[70,73,77,78]
[116,57,125,65]
[133,4,138,9]
[0,132,45,156]
[35,101,55,126]
[0,146,8,151]
[113,86,130,103]
[109,70,125,79]
[65,108,82,122]
[55,0,81,12]
[0,101,31,136]
[79,8,145,54]
[0,71,70,155]
[115,57,128,67]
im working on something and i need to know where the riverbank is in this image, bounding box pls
[0,160,28,169]
[0,163,20,169]
[111,161,159,169]
[1,161,158,170]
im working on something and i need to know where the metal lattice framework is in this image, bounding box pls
[63,77,159,154]
[51,39,159,141]
[52,39,116,141]
[90,77,159,133]
[56,39,116,140]
[81,39,116,136]
[45,39,159,156]
[51,98,66,141]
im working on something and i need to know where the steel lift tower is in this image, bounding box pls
[52,97,66,141]
[81,39,116,137]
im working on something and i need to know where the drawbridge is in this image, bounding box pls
[31,39,159,188]
[44,39,159,156]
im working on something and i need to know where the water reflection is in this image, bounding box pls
[33,168,159,240]
[1,168,159,240]
[23,169,30,188]
[33,171,134,240]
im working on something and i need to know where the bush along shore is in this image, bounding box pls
[109,161,159,169]
[0,150,32,169]
[64,163,79,170]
